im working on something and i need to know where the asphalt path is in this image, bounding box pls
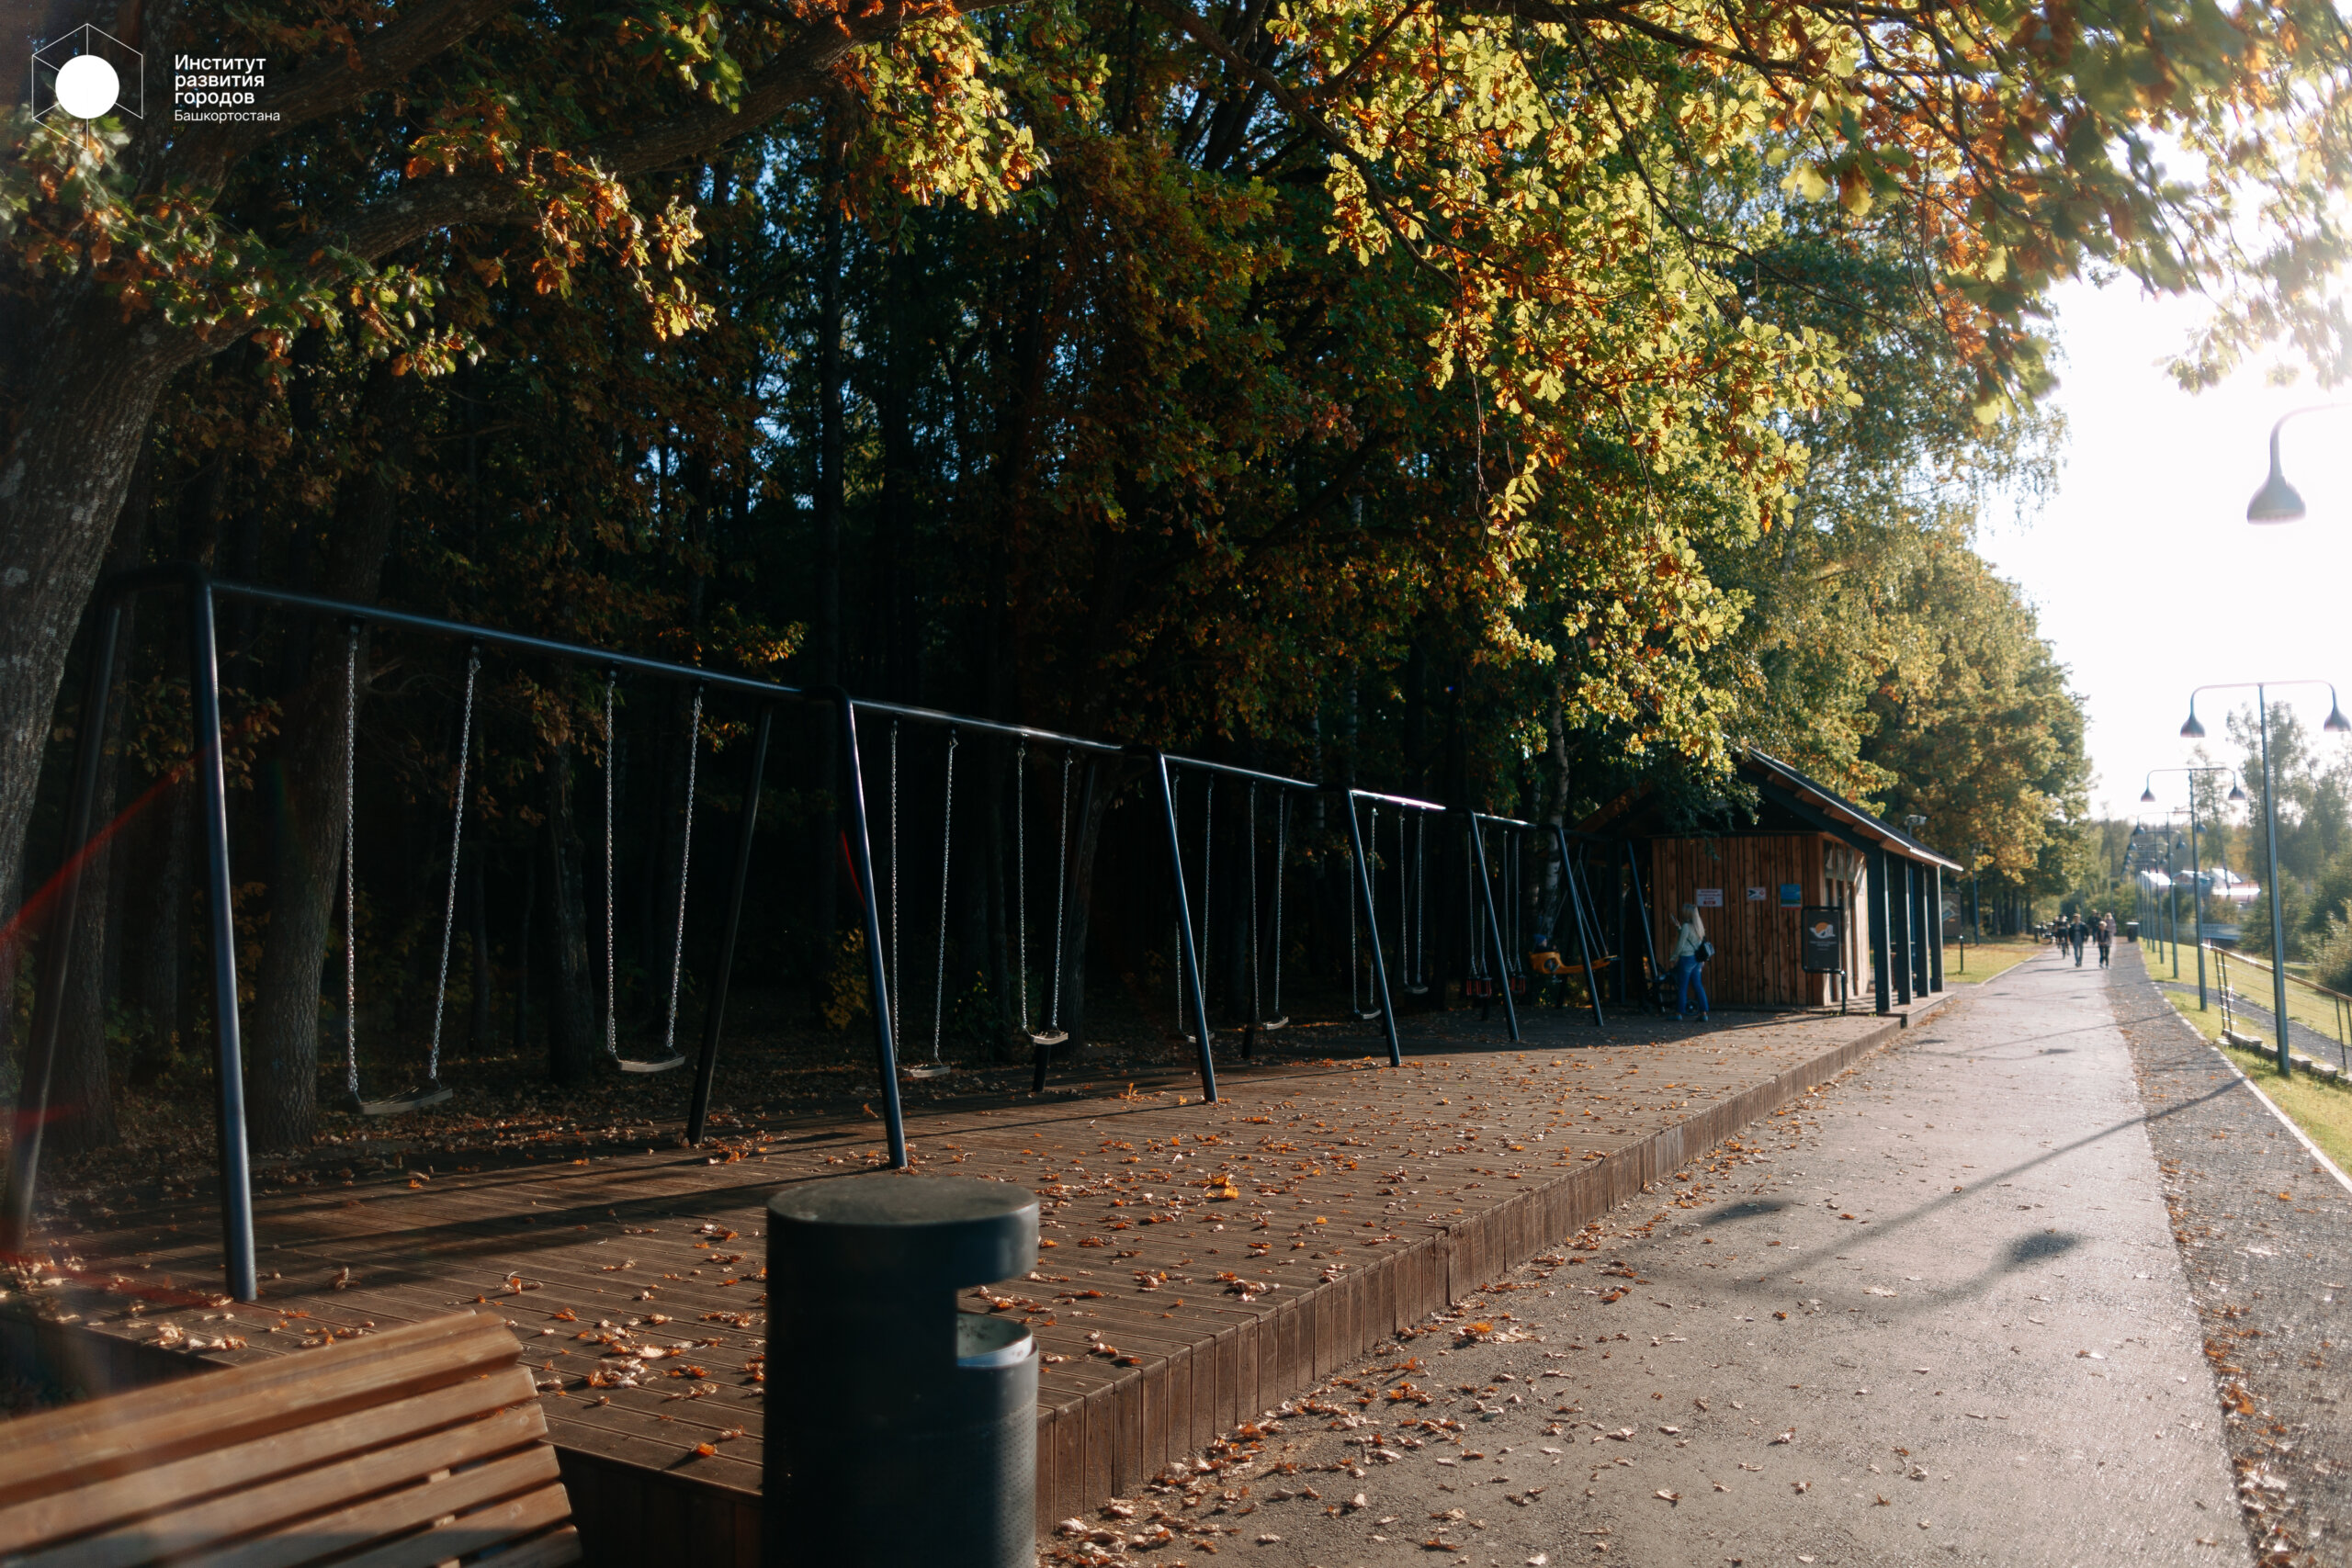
[1096,952,2258,1567]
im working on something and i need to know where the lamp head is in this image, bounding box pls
[2247,455,2308,525]
[2326,696,2351,735]
[2180,706,2206,739]
[2229,781,2247,802]
[2140,785,2156,804]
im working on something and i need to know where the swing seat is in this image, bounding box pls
[1029,1029,1069,1047]
[1352,1008,1385,1021]
[1256,1015,1289,1031]
[616,1053,686,1075]
[906,1062,953,1079]
[357,1081,453,1118]
[1401,983,1430,997]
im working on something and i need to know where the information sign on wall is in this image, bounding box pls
[1780,883,1802,908]
[1695,888,1723,908]
[1746,886,1768,902]
[1799,907,1844,973]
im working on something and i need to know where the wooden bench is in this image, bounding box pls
[0,1310,579,1567]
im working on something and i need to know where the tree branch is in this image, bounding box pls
[164,0,519,192]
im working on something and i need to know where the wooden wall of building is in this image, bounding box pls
[1649,834,1827,1008]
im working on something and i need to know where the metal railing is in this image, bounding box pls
[2208,943,2352,1076]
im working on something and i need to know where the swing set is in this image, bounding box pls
[8,564,1657,1306]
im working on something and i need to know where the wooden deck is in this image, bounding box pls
[5,995,1948,1564]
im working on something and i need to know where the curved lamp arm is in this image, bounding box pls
[2180,681,2349,739]
[2249,403,2352,524]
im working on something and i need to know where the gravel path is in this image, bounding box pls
[1050,952,2266,1567]
[2112,942,2352,1566]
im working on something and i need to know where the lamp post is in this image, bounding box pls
[2141,767,2246,1008]
[2245,403,2351,523]
[2179,681,2352,1072]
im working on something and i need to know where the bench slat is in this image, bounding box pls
[14,1405,553,1568]
[172,1445,557,1568]
[0,1366,539,1557]
[310,1484,575,1568]
[0,1315,517,1506]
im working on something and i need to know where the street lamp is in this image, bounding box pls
[2141,766,2247,1008]
[2178,680,2352,1072]
[2246,403,2350,523]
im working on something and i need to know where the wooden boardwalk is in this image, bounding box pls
[7,996,1947,1565]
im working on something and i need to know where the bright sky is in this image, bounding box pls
[1979,276,2352,832]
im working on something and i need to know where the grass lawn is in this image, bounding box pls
[1945,936,2046,984]
[2153,967,2352,1175]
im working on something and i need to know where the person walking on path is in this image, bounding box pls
[2069,914,2088,966]
[2097,912,2114,967]
[1668,903,1710,1021]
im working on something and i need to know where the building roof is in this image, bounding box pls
[1576,750,1964,874]
[1742,751,1964,873]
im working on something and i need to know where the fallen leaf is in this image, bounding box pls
[1654,1489,1679,1504]
[1771,1429,1795,1445]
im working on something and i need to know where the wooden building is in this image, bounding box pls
[1582,751,1959,1013]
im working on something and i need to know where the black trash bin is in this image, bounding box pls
[766,1174,1039,1567]
[2125,920,2139,943]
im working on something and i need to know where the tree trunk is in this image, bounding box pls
[243,367,417,1149]
[809,127,845,1010]
[0,294,201,966]
[541,739,602,1085]
[467,849,492,1052]
[1059,761,1108,1046]
[42,465,154,1156]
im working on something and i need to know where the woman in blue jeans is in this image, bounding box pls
[1669,902,1710,1021]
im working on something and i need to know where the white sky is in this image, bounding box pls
[1978,276,2352,834]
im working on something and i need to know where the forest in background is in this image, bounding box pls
[6,0,2351,1154]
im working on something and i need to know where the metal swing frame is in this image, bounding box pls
[1,563,1723,1303]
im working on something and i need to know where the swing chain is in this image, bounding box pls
[888,721,900,1041]
[426,647,481,1087]
[662,686,704,1061]
[1050,753,1072,1030]
[1016,740,1029,1033]
[933,729,957,1066]
[604,671,619,1059]
[1271,793,1285,1015]
[1248,784,1260,1024]
[342,624,361,1101]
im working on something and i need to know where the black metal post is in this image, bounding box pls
[1,599,125,1259]
[1868,846,1892,1016]
[2257,686,2291,1072]
[1470,817,1521,1042]
[831,694,907,1168]
[1150,752,1218,1102]
[2190,800,2207,1009]
[1894,859,1915,1006]
[688,704,773,1145]
[1342,794,1403,1066]
[188,583,259,1302]
[1928,867,1944,992]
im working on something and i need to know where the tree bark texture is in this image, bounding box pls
[541,739,602,1085]
[242,368,416,1148]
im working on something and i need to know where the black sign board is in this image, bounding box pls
[1799,906,1843,974]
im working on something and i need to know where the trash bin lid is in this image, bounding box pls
[769,1174,1037,1290]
